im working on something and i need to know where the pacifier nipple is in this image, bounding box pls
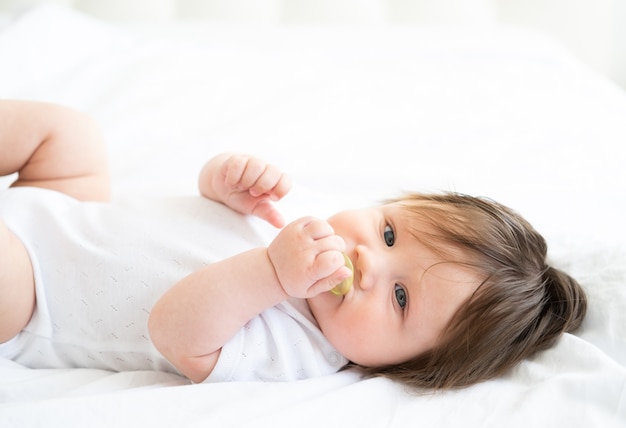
[330,254,353,296]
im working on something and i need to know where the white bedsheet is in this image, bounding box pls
[1,5,625,427]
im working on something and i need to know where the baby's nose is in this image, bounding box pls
[354,245,378,291]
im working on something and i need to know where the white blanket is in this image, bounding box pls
[1,5,625,427]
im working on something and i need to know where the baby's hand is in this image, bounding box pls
[268,217,352,298]
[199,153,292,228]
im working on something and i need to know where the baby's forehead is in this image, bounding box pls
[381,202,431,227]
[387,203,475,260]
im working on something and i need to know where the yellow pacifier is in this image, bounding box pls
[330,254,354,296]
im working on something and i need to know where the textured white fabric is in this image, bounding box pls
[208,298,347,382]
[0,187,345,381]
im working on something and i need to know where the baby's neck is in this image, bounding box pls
[286,296,318,327]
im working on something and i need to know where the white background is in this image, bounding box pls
[1,0,625,90]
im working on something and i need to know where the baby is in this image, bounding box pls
[0,100,586,389]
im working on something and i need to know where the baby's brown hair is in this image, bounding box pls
[358,192,587,390]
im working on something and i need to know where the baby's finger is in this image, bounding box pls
[269,173,292,201]
[302,218,336,240]
[251,200,286,228]
[238,157,267,190]
[308,265,352,296]
[250,166,292,200]
[222,155,247,187]
[313,235,346,259]
[248,164,280,197]
[311,250,345,281]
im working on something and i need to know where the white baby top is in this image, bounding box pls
[0,187,347,382]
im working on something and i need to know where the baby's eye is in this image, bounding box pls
[383,224,395,247]
[394,284,407,309]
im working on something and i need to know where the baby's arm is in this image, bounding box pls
[148,217,351,383]
[198,153,291,228]
[0,100,110,201]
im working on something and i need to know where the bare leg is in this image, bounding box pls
[0,219,35,343]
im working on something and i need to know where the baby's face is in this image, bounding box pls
[307,203,482,367]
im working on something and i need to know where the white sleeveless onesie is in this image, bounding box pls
[0,187,347,382]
